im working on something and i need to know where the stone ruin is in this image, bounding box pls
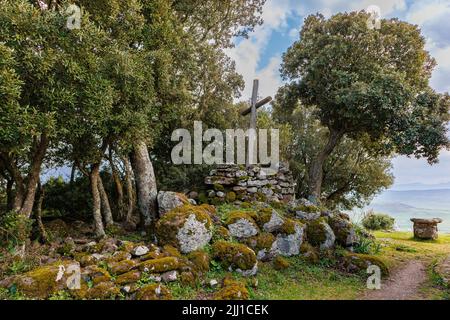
[203,163,296,204]
[411,218,443,240]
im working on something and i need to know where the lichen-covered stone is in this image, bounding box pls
[259,208,285,233]
[290,200,322,221]
[161,270,178,282]
[226,211,259,239]
[212,241,258,276]
[306,218,336,250]
[136,283,172,300]
[138,257,180,273]
[156,204,213,253]
[271,220,306,256]
[157,191,190,216]
[131,245,150,257]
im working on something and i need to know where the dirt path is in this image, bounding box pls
[363,260,428,300]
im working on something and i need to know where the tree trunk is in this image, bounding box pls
[123,156,136,224]
[90,164,106,238]
[6,178,14,211]
[308,128,344,203]
[35,181,49,243]
[18,135,49,217]
[108,149,125,221]
[70,165,76,184]
[98,175,114,228]
[130,141,158,235]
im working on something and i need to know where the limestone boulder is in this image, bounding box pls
[270,219,306,256]
[157,191,190,216]
[156,204,214,253]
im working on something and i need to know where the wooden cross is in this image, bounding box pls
[241,79,272,166]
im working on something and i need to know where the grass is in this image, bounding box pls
[168,231,450,300]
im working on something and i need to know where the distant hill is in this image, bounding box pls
[351,188,450,233]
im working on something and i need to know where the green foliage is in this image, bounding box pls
[362,211,395,231]
[42,176,91,218]
[353,237,382,255]
[0,211,33,248]
[281,12,449,164]
[273,104,394,210]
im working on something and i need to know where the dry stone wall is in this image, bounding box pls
[204,164,296,203]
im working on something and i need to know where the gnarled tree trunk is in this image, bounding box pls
[98,175,114,228]
[308,128,344,203]
[130,141,158,235]
[123,156,136,225]
[108,148,125,221]
[90,164,106,238]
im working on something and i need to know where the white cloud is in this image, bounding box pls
[226,0,298,100]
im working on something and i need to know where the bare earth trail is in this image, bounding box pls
[362,260,428,300]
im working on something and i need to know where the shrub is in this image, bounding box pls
[362,211,395,231]
[0,211,33,247]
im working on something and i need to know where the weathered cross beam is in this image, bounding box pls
[240,96,273,116]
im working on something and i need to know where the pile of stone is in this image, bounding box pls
[411,218,443,240]
[203,164,296,203]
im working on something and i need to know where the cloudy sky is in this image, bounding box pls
[227,0,450,188]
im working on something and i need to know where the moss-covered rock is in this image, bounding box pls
[138,257,180,273]
[136,283,172,300]
[306,218,336,250]
[328,213,357,247]
[273,256,290,270]
[212,241,257,276]
[225,191,237,202]
[8,261,78,299]
[213,226,231,241]
[213,279,249,300]
[156,204,213,253]
[187,250,210,273]
[115,270,142,285]
[300,243,319,264]
[162,245,182,258]
[82,265,112,286]
[244,232,275,251]
[80,281,120,300]
[108,259,138,275]
[342,253,390,277]
[107,250,132,263]
[180,271,196,286]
